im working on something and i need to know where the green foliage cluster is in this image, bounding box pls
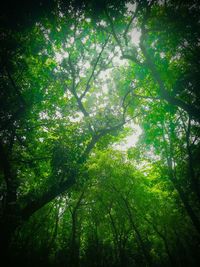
[0,1,200,266]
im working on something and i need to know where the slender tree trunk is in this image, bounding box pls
[0,142,20,267]
[185,118,200,204]
[69,191,84,267]
[173,181,200,235]
[162,124,200,236]
[108,211,121,265]
[70,212,79,267]
[122,197,152,266]
[167,155,200,235]
[145,218,175,266]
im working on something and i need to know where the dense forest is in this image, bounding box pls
[0,0,200,266]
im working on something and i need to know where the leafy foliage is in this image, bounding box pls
[0,1,200,267]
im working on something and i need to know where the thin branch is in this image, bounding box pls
[104,8,123,53]
[68,54,76,89]
[68,53,89,117]
[122,54,144,66]
[80,35,110,100]
[80,120,126,162]
[123,3,140,45]
[5,65,26,107]
[74,92,89,117]
[121,85,160,117]
[132,93,160,100]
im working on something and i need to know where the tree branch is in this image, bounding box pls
[5,65,26,107]
[80,35,110,100]
[104,8,123,54]
[122,54,144,66]
[20,118,126,220]
[123,3,140,45]
[139,29,200,122]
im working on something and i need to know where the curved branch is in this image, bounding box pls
[80,35,110,100]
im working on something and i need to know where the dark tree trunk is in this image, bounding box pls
[122,197,152,266]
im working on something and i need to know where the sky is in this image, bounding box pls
[113,122,142,151]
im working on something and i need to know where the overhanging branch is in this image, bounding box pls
[80,35,110,100]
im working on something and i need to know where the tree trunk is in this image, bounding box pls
[122,197,152,266]
[139,30,200,122]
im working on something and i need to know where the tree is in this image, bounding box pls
[0,1,200,266]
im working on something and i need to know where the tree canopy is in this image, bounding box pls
[0,1,200,266]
